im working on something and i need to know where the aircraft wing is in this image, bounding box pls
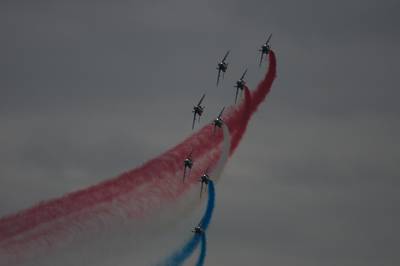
[259,52,264,67]
[197,94,206,106]
[192,113,196,130]
[205,167,210,175]
[235,87,239,104]
[218,107,225,118]
[266,33,272,45]
[222,50,230,62]
[241,68,248,80]
[216,69,221,86]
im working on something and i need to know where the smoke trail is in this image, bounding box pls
[0,51,276,264]
[198,181,214,231]
[155,124,228,266]
[212,123,230,183]
[160,235,201,266]
[195,233,206,266]
[159,181,215,266]
[0,127,223,257]
[227,51,277,155]
[249,51,277,114]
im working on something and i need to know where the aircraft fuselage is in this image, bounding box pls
[184,158,193,168]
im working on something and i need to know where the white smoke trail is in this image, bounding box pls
[13,124,231,266]
[212,124,231,182]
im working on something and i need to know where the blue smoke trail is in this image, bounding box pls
[199,181,215,231]
[159,181,215,266]
[195,233,206,266]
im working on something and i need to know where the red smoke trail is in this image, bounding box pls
[0,126,224,253]
[225,87,252,156]
[0,51,276,261]
[227,51,277,155]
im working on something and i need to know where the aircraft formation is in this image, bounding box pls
[184,34,273,234]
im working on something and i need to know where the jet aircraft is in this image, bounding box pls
[234,69,248,103]
[216,50,230,86]
[199,170,211,198]
[183,150,194,181]
[192,94,206,129]
[212,107,225,135]
[192,224,204,234]
[259,34,272,67]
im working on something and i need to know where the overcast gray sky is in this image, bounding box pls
[1,0,399,265]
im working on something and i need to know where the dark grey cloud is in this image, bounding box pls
[1,0,399,265]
